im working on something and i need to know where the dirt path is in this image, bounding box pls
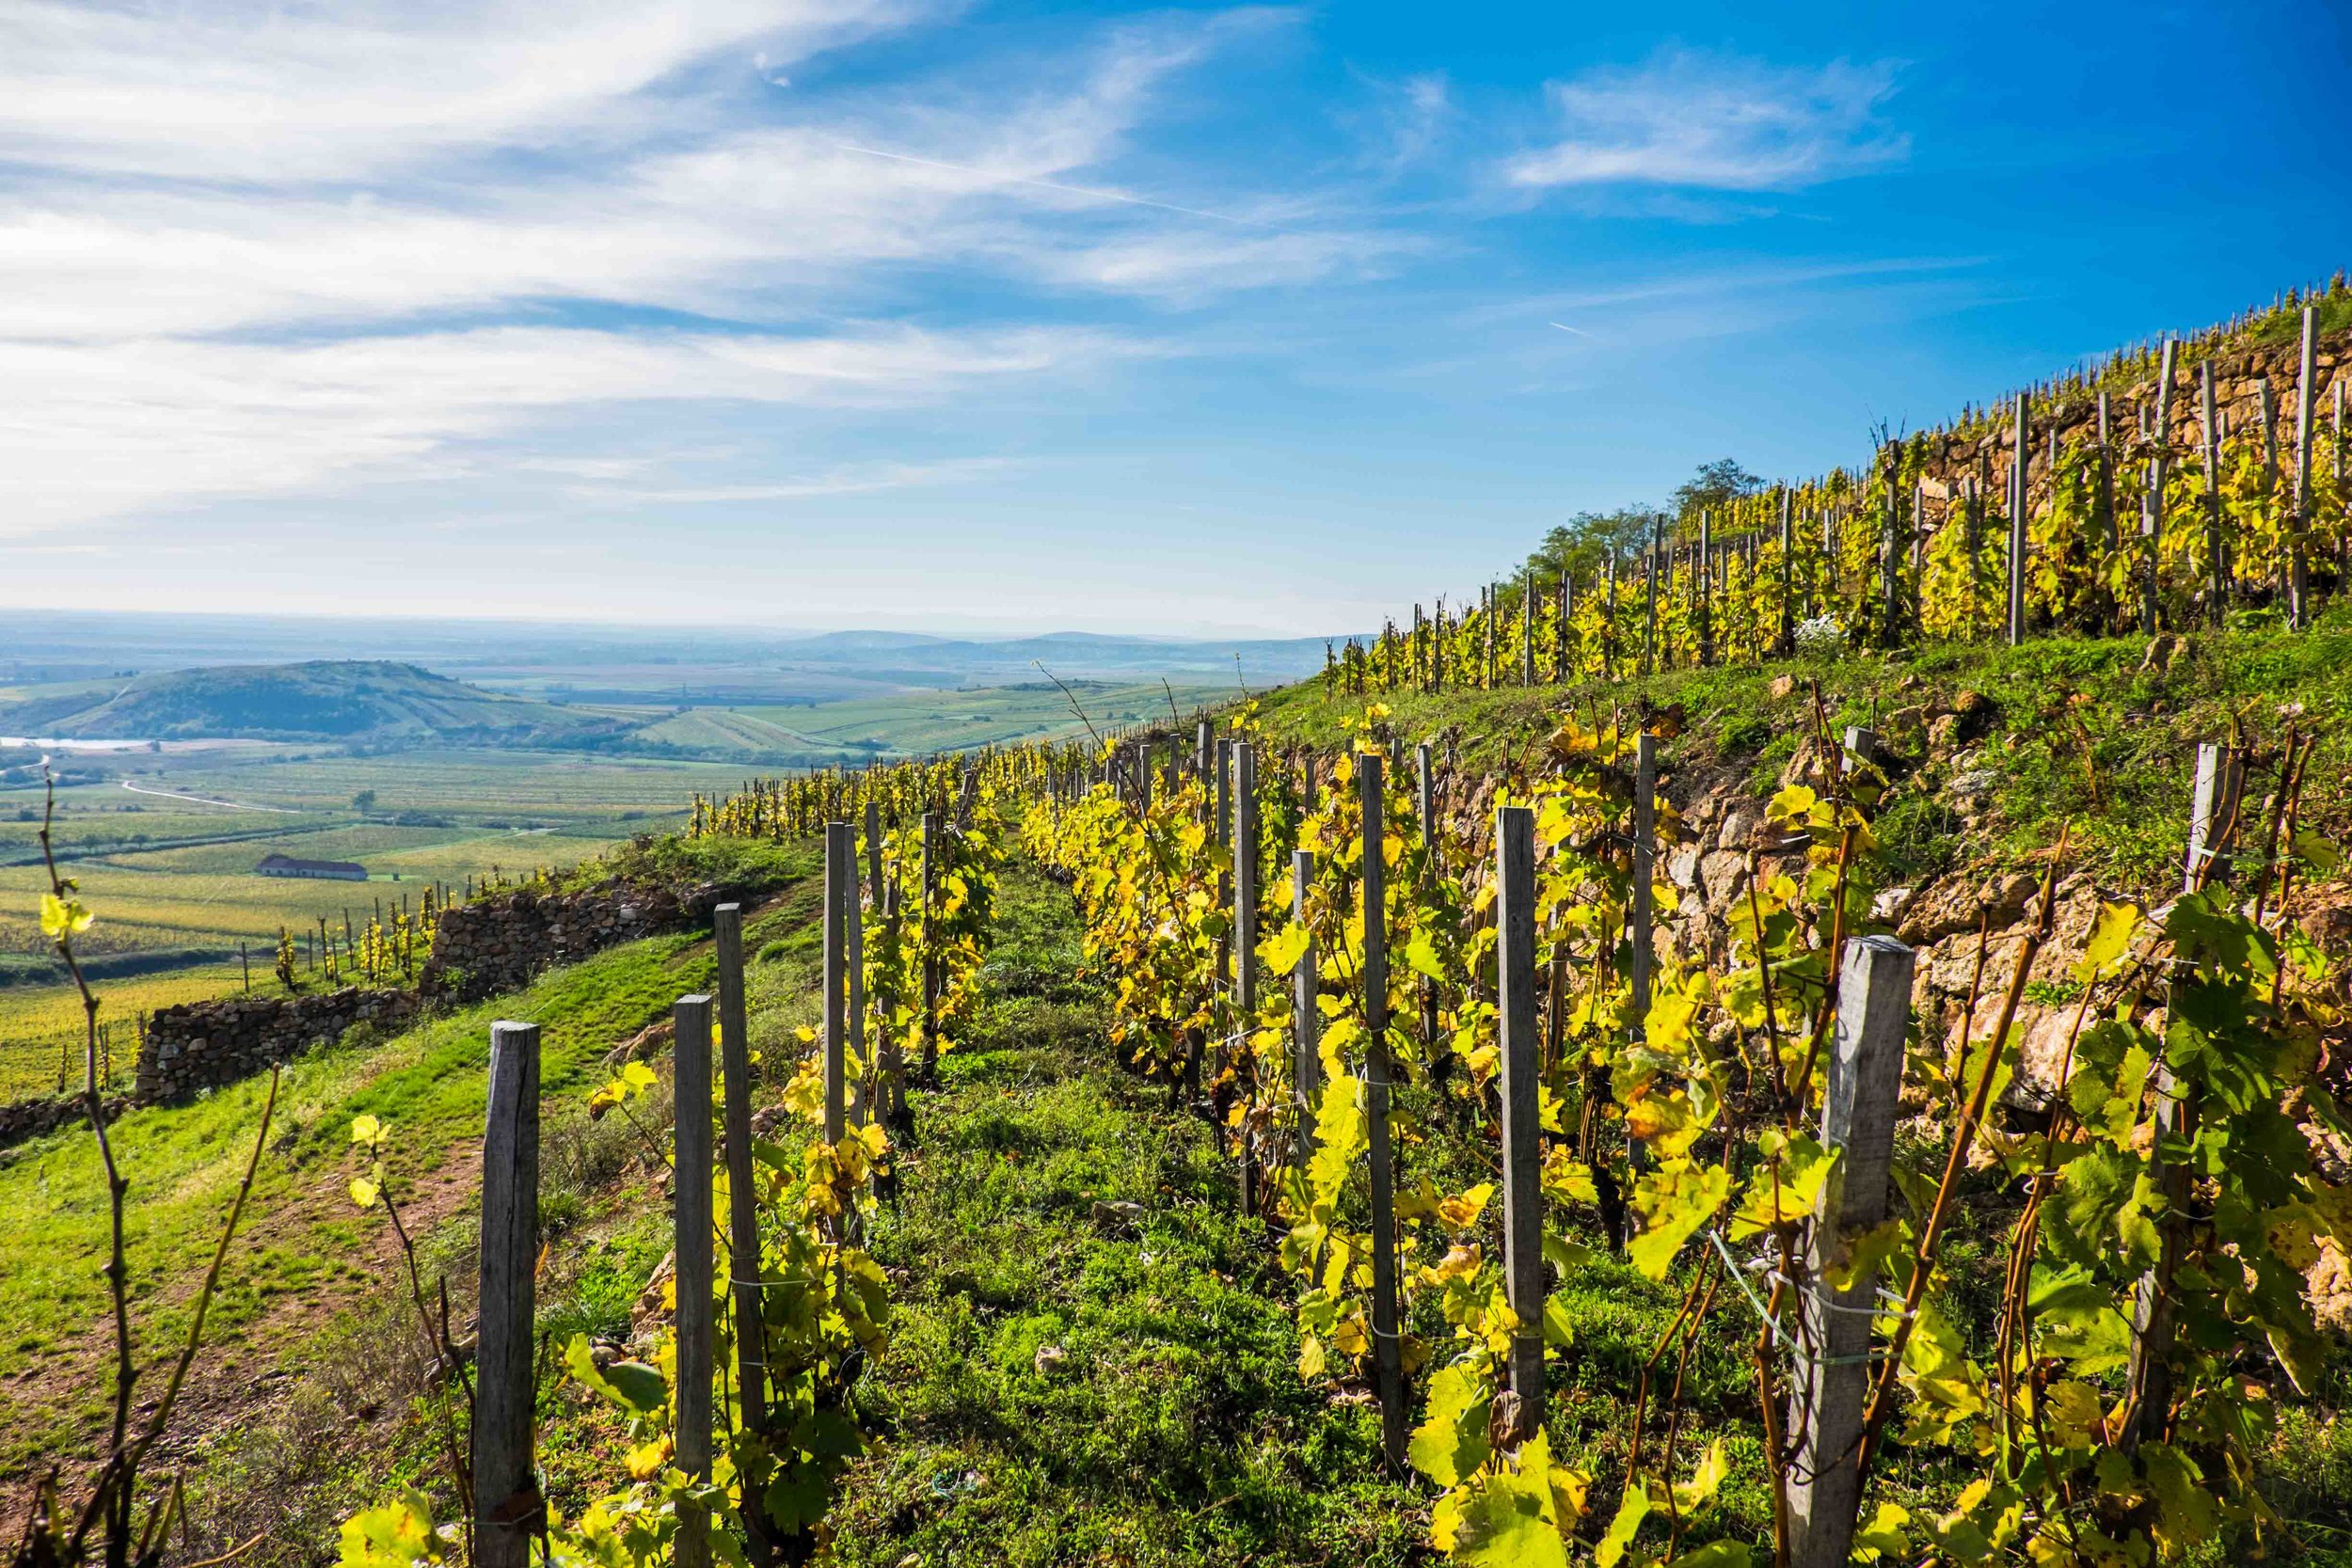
[2,1132,482,1511]
[119,780,308,815]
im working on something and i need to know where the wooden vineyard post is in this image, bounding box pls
[1557,575,1572,682]
[1484,581,1497,689]
[1234,741,1260,1215]
[1820,506,1836,616]
[1844,726,1878,776]
[1359,752,1407,1470]
[1879,447,1901,645]
[1697,509,1714,665]
[847,820,867,1127]
[1786,935,1915,1568]
[713,905,778,1562]
[2098,390,2117,617]
[1777,486,1795,654]
[1643,524,1661,676]
[1196,721,1213,825]
[1494,804,1546,1442]
[881,826,907,1125]
[1416,743,1439,1066]
[1911,481,1927,594]
[240,941,249,992]
[2145,338,2178,634]
[919,812,939,1083]
[2129,742,2243,1449]
[2201,360,2225,624]
[1628,734,1658,1174]
[1292,849,1319,1151]
[1604,554,1619,677]
[864,800,882,911]
[824,821,850,1143]
[673,993,715,1568]
[475,1021,541,1568]
[2292,304,2317,629]
[2009,393,2029,646]
[1520,572,1535,686]
[2260,375,2283,603]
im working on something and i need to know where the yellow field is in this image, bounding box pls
[0,963,247,1099]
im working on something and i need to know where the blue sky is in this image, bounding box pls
[1,0,2344,637]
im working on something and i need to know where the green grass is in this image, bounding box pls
[822,860,1427,1566]
[1251,607,2352,897]
[749,679,1227,756]
[0,924,730,1476]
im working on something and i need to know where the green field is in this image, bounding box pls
[742,678,1227,754]
[0,744,748,1101]
[0,679,1228,1105]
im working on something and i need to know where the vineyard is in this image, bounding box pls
[8,293,2352,1568]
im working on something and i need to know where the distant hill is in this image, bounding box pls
[0,660,628,746]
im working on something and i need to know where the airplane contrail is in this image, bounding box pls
[834,142,1304,234]
[1548,321,1595,338]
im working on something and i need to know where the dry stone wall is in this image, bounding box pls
[42,874,755,1124]
[418,878,751,1005]
[135,987,421,1103]
[1915,326,2346,510]
[0,1090,126,1151]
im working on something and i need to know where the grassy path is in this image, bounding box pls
[827,860,1424,1566]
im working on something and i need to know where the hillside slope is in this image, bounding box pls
[0,660,629,746]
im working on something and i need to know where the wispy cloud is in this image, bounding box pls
[1506,50,1908,193]
[0,2,1392,533]
[0,325,1134,531]
[0,0,921,182]
[572,456,1021,505]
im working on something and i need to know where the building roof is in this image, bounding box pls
[256,853,369,876]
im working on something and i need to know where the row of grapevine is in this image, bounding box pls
[1328,305,2348,698]
[331,756,1004,1567]
[995,702,2344,1566]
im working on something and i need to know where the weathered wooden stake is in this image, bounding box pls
[1697,509,1715,664]
[1643,523,1661,675]
[474,1021,542,1568]
[1557,575,1573,682]
[2291,305,2317,629]
[1777,486,1795,654]
[1292,849,1318,1151]
[1520,573,1535,686]
[713,905,778,1562]
[2144,338,2177,634]
[673,993,715,1568]
[1359,753,1407,1470]
[2201,359,2224,623]
[1629,734,1658,1173]
[2009,393,2029,645]
[919,812,939,1082]
[2129,742,2242,1449]
[2098,390,2117,600]
[824,821,850,1143]
[1234,741,1260,1215]
[1494,804,1546,1442]
[1786,936,1915,1568]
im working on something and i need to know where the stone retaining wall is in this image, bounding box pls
[417,878,750,1006]
[0,1090,126,1150]
[135,987,421,1103]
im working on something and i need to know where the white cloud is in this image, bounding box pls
[0,0,914,182]
[0,3,1386,531]
[0,325,1133,531]
[1507,51,1907,192]
[582,456,1019,505]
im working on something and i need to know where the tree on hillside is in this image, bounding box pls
[352,789,376,814]
[1522,506,1663,588]
[1671,457,1766,520]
